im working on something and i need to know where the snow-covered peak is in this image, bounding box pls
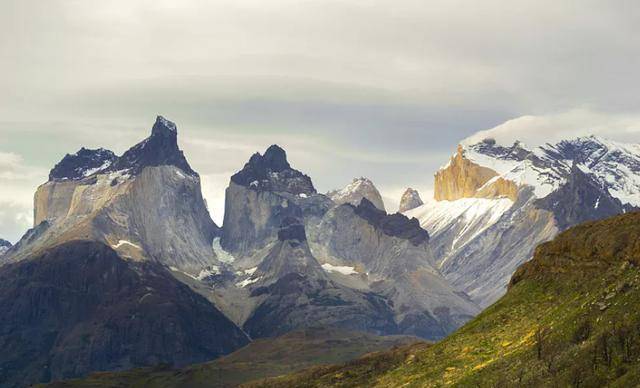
[327,177,386,211]
[538,136,640,207]
[456,135,640,205]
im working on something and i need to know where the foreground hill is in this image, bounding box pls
[43,328,420,388]
[256,211,640,387]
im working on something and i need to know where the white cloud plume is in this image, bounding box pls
[464,109,640,148]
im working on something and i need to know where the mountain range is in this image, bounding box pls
[1,116,639,386]
[404,135,639,307]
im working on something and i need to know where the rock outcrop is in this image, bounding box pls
[398,188,423,212]
[307,199,479,339]
[536,164,628,230]
[327,177,386,211]
[49,148,117,181]
[0,240,249,387]
[4,116,219,275]
[240,219,398,338]
[221,145,331,256]
[434,144,519,201]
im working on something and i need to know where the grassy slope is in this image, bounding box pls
[44,328,421,388]
[258,211,640,387]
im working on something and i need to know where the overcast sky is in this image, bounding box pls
[1,0,640,242]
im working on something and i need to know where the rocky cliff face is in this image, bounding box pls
[307,199,479,339]
[0,240,249,388]
[239,219,398,338]
[434,143,519,201]
[4,116,219,275]
[221,145,331,256]
[434,145,499,201]
[398,188,423,212]
[536,164,628,230]
[327,177,386,211]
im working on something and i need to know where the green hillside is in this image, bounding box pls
[254,211,640,387]
[44,328,420,388]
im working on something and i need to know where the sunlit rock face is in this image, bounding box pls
[434,143,519,201]
[5,116,220,275]
[307,198,480,339]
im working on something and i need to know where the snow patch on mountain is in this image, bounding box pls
[212,237,236,263]
[236,276,261,288]
[454,135,640,205]
[112,240,142,250]
[321,263,358,275]
[405,197,514,253]
[197,266,220,280]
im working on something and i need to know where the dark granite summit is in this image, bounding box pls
[48,116,196,182]
[352,198,429,246]
[49,148,117,181]
[109,116,197,176]
[231,145,315,195]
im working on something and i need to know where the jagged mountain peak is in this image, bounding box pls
[262,144,290,170]
[442,134,640,205]
[231,145,315,194]
[49,147,118,181]
[245,144,290,173]
[327,177,386,211]
[48,116,196,181]
[399,188,423,212]
[110,115,196,176]
[152,115,177,135]
[536,162,627,230]
[351,198,428,246]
